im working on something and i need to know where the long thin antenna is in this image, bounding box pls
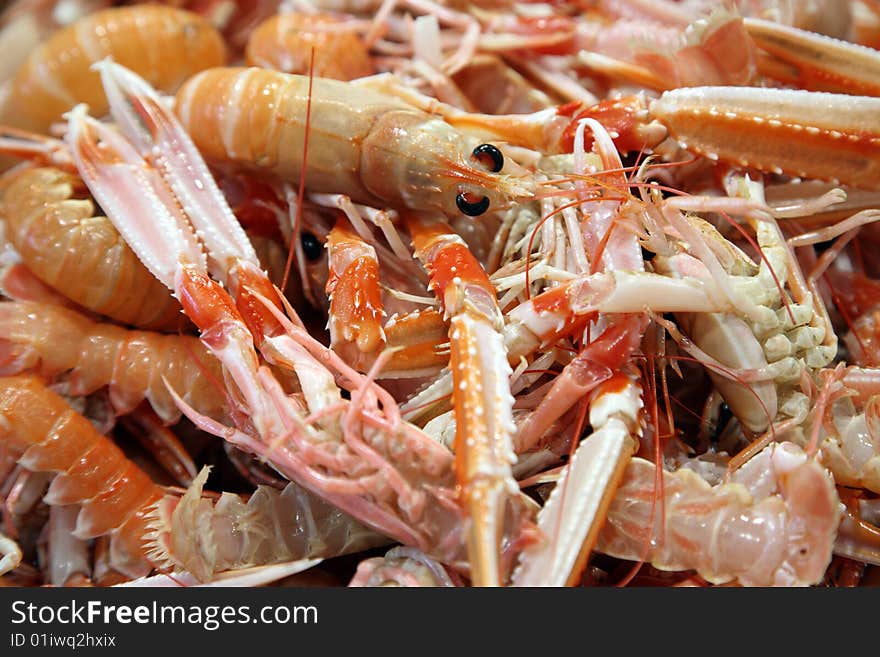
[281,47,316,293]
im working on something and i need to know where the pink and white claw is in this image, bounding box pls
[511,373,641,586]
[93,59,261,283]
[65,101,283,441]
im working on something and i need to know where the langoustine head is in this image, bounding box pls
[358,111,537,219]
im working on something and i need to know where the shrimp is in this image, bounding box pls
[245,11,376,80]
[0,374,166,578]
[0,5,227,135]
[173,67,534,219]
[0,166,184,330]
[595,442,841,586]
[0,300,226,424]
[324,215,387,366]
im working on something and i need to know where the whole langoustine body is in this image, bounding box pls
[0,4,227,135]
[173,66,533,218]
[67,62,538,582]
[0,166,184,331]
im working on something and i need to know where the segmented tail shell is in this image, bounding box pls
[144,467,388,582]
[0,375,164,578]
[1,167,184,330]
[0,301,226,424]
[0,5,226,134]
[245,12,375,81]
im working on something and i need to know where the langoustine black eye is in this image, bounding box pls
[455,144,502,216]
[472,143,504,172]
[456,192,490,216]
[301,231,323,261]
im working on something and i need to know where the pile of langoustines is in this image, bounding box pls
[0,0,878,588]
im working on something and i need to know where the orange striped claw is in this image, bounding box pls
[649,86,880,190]
[745,18,880,97]
[449,313,518,586]
[406,212,527,586]
[408,214,499,324]
[381,309,450,376]
[227,260,288,348]
[512,412,634,586]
